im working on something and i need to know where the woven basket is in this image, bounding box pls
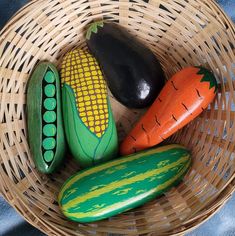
[0,0,235,235]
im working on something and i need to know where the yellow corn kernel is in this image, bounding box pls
[85,72,91,77]
[78,97,83,102]
[89,121,94,126]
[95,126,101,132]
[82,58,88,63]
[61,49,109,137]
[92,71,98,76]
[84,96,90,101]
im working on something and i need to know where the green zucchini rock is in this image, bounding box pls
[58,144,191,223]
[60,49,118,168]
[27,62,66,174]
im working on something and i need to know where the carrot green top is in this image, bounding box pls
[197,66,218,93]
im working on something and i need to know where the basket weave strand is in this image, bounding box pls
[0,0,235,235]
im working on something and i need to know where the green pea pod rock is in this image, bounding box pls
[27,62,66,174]
[58,144,191,223]
[60,49,118,168]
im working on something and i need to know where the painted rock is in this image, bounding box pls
[120,66,218,155]
[86,21,165,109]
[60,49,118,168]
[27,62,66,174]
[58,144,191,223]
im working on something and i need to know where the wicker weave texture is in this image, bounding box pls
[0,0,235,235]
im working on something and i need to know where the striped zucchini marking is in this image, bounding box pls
[64,160,190,219]
[61,154,189,211]
[58,144,183,199]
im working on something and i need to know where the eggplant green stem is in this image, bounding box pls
[86,21,104,40]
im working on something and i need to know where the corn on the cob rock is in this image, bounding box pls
[61,49,118,168]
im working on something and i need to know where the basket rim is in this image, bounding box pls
[0,0,39,40]
[0,0,235,235]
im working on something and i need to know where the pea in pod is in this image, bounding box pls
[27,62,66,174]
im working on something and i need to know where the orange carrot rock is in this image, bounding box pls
[120,66,217,155]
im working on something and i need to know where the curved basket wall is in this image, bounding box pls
[0,0,235,235]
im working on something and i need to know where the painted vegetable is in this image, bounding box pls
[58,144,191,223]
[120,66,217,155]
[86,21,165,109]
[61,49,118,168]
[27,62,66,174]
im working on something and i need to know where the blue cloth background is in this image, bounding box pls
[0,0,234,235]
